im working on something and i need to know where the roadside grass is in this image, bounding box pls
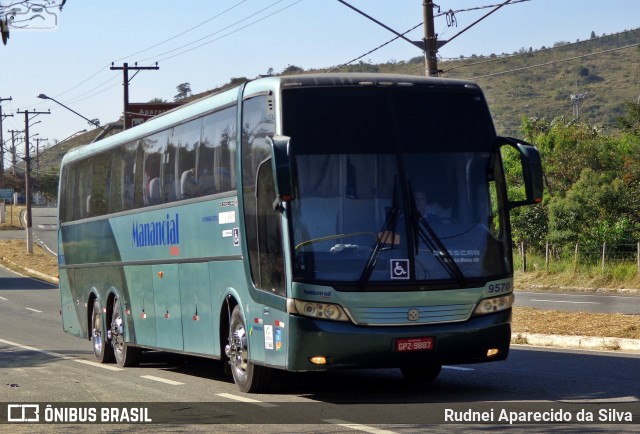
[0,204,25,230]
[515,252,640,291]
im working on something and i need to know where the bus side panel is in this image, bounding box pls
[153,263,184,351]
[59,268,84,339]
[243,301,289,369]
[125,265,157,348]
[179,262,215,355]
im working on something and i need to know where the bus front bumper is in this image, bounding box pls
[286,309,511,371]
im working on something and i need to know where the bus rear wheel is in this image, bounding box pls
[400,364,442,384]
[225,305,271,393]
[110,297,141,367]
[91,299,114,363]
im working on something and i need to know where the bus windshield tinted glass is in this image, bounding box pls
[283,86,510,285]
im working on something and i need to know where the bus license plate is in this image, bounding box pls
[395,337,434,352]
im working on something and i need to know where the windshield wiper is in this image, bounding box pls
[357,205,400,288]
[413,212,466,285]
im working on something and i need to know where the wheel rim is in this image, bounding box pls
[92,308,103,355]
[228,324,248,378]
[111,301,125,359]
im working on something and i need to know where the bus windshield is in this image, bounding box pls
[283,85,510,286]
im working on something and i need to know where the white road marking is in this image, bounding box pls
[26,307,43,313]
[531,299,599,304]
[75,359,124,371]
[0,296,7,301]
[140,375,184,385]
[216,393,278,407]
[324,419,399,434]
[443,366,474,371]
[560,396,640,403]
[0,338,124,371]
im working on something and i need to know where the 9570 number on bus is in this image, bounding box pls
[395,337,434,352]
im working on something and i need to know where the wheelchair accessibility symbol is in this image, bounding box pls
[390,259,410,279]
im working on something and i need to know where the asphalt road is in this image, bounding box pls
[31,206,58,255]
[515,290,640,314]
[0,265,638,432]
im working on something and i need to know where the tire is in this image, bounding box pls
[110,296,141,367]
[91,299,114,363]
[225,305,271,393]
[400,364,442,384]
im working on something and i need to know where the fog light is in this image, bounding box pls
[309,356,327,365]
[487,348,500,357]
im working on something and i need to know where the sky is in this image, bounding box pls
[1,0,640,168]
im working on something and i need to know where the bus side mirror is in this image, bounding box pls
[499,137,544,209]
[268,135,294,207]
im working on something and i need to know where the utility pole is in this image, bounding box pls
[423,0,438,76]
[110,62,159,130]
[0,96,12,175]
[34,137,48,180]
[17,109,50,254]
[8,129,21,175]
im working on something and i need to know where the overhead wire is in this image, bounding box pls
[464,42,640,79]
[441,29,640,73]
[113,0,248,63]
[139,0,303,64]
[49,2,249,101]
[334,0,531,69]
[38,1,298,113]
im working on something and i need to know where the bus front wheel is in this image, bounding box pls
[91,299,114,363]
[225,305,271,393]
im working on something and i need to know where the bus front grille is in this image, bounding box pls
[347,304,474,326]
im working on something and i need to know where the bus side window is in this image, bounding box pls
[142,133,165,206]
[174,118,201,199]
[162,130,177,203]
[199,107,237,196]
[255,158,285,296]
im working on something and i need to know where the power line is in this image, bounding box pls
[30,1,303,111]
[464,43,640,80]
[442,29,640,73]
[334,0,531,69]
[112,0,248,63]
[140,0,303,64]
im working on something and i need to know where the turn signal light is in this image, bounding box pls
[309,356,327,365]
[487,348,500,357]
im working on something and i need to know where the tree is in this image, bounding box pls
[174,83,191,101]
[548,169,638,253]
[33,172,59,203]
[282,65,304,75]
[148,97,168,103]
[520,116,618,195]
[617,101,640,137]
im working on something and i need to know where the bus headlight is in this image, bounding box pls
[473,293,514,316]
[287,299,350,322]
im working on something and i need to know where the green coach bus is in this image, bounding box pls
[58,73,543,392]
